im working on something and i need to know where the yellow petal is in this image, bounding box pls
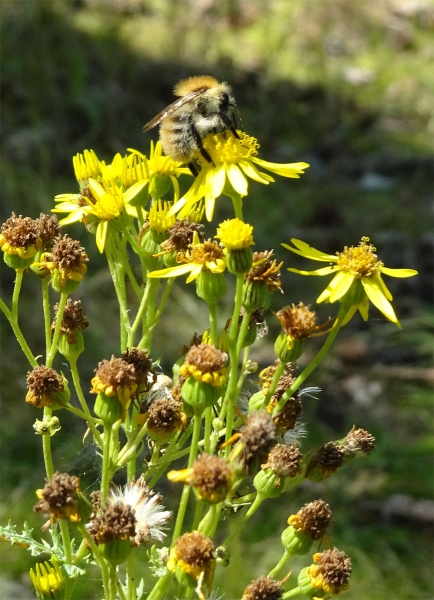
[238,160,273,184]
[341,304,359,326]
[287,266,337,277]
[205,197,216,222]
[226,164,248,196]
[186,264,202,283]
[251,158,309,178]
[362,277,399,324]
[96,220,108,253]
[88,178,106,201]
[58,211,87,225]
[147,263,194,279]
[209,164,226,198]
[282,239,336,262]
[358,297,370,322]
[371,273,393,301]
[123,179,147,204]
[329,271,355,302]
[379,266,418,278]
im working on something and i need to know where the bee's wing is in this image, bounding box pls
[143,89,207,131]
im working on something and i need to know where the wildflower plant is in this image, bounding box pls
[0,110,417,600]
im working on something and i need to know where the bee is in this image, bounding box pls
[143,75,240,174]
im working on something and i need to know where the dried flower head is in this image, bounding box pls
[306,442,347,480]
[36,214,60,250]
[344,426,375,455]
[52,298,89,344]
[180,343,227,387]
[167,531,216,590]
[232,410,276,474]
[245,250,283,292]
[168,454,233,504]
[275,303,325,341]
[242,576,283,600]
[26,366,69,409]
[34,472,83,523]
[160,220,205,254]
[121,347,157,391]
[305,548,352,595]
[147,398,186,440]
[0,213,42,256]
[287,499,332,541]
[266,443,303,479]
[40,235,88,290]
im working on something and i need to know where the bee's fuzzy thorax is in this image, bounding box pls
[174,76,229,97]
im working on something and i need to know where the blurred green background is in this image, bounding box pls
[1,1,433,598]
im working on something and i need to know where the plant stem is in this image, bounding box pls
[0,297,38,367]
[11,270,23,320]
[208,301,218,345]
[46,291,68,367]
[77,523,111,600]
[69,360,103,447]
[59,521,72,564]
[42,407,55,477]
[282,587,302,599]
[41,277,52,358]
[222,493,264,546]
[171,412,202,543]
[100,424,113,499]
[273,305,346,415]
[268,549,291,578]
[230,192,244,220]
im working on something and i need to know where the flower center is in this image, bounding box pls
[197,131,259,167]
[188,241,225,265]
[336,237,382,278]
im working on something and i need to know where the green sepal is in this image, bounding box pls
[181,377,222,413]
[99,538,132,566]
[196,271,227,303]
[226,247,253,275]
[281,525,313,556]
[93,392,122,425]
[274,332,305,363]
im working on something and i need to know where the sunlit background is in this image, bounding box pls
[1,1,433,598]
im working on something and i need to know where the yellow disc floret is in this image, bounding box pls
[215,218,254,250]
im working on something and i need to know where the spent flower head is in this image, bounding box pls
[298,548,352,597]
[34,472,86,524]
[167,531,216,591]
[283,237,417,327]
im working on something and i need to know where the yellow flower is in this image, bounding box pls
[29,559,64,599]
[283,237,418,327]
[129,141,191,202]
[148,200,176,234]
[215,218,254,250]
[170,130,309,221]
[53,178,146,252]
[147,231,226,283]
[73,149,103,187]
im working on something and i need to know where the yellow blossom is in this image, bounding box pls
[215,218,254,250]
[283,237,418,327]
[169,130,309,221]
[29,559,64,599]
[147,231,226,283]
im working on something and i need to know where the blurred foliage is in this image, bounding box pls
[0,0,433,598]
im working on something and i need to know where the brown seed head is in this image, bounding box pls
[161,220,205,253]
[242,576,283,600]
[52,298,89,344]
[26,366,65,408]
[147,398,185,437]
[267,443,303,479]
[312,548,352,593]
[121,347,156,389]
[276,303,317,340]
[89,501,136,544]
[289,499,332,540]
[190,454,233,503]
[36,214,60,250]
[173,531,214,571]
[184,343,227,374]
[93,357,137,391]
[245,250,283,292]
[34,472,81,523]
[344,426,375,455]
[308,442,347,477]
[236,411,276,474]
[1,213,41,249]
[49,235,88,271]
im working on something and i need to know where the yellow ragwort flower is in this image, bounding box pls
[147,231,226,283]
[29,559,64,599]
[215,218,254,250]
[129,141,191,202]
[170,130,309,221]
[283,237,418,327]
[53,178,146,252]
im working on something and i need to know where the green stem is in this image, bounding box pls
[41,277,52,358]
[268,549,291,579]
[42,407,55,477]
[153,278,174,322]
[113,232,141,298]
[110,564,126,600]
[273,305,346,415]
[222,493,264,546]
[46,291,68,367]
[171,412,203,543]
[126,550,137,600]
[191,499,204,531]
[106,236,131,351]
[100,424,113,499]
[11,270,23,320]
[76,523,111,600]
[208,301,218,346]
[128,278,152,348]
[0,297,38,367]
[116,424,148,469]
[146,571,172,600]
[230,192,244,220]
[282,587,303,599]
[59,521,72,564]
[221,273,244,454]
[198,503,222,538]
[235,309,252,356]
[69,360,103,448]
[263,359,286,404]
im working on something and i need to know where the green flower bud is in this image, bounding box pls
[58,329,85,361]
[242,280,271,311]
[94,392,122,425]
[181,377,222,415]
[253,469,281,499]
[4,251,35,270]
[281,526,313,556]
[196,270,227,304]
[226,247,253,275]
[99,538,132,566]
[274,332,305,363]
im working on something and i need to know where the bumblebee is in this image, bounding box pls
[143,75,240,174]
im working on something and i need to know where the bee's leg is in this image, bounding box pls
[187,162,198,177]
[219,94,240,138]
[189,119,214,165]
